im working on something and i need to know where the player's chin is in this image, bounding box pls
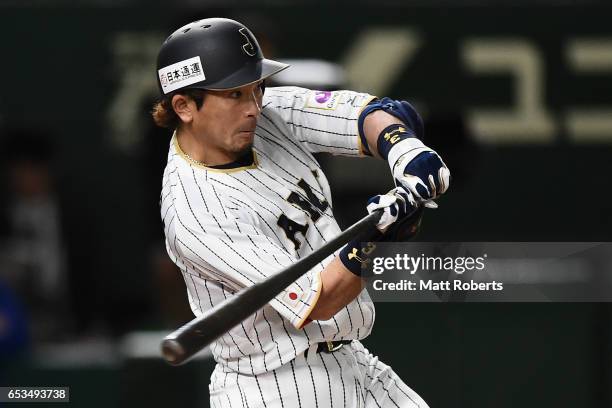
[230,136,254,154]
[235,131,255,147]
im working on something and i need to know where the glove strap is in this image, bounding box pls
[388,141,430,179]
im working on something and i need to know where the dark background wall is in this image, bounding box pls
[1,2,611,407]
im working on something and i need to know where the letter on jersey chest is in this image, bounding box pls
[278,178,329,251]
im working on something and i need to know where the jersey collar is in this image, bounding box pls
[172,133,258,173]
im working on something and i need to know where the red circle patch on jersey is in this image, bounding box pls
[289,292,298,300]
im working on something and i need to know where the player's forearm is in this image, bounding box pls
[362,110,405,159]
[306,257,365,321]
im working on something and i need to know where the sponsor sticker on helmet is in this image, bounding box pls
[158,56,206,94]
[305,90,340,110]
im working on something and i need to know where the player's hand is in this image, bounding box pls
[392,147,450,209]
[339,188,420,276]
[366,188,417,232]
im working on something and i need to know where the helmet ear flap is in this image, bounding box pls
[259,80,266,94]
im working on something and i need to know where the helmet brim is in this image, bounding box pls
[204,59,290,90]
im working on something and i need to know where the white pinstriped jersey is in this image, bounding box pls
[160,86,378,376]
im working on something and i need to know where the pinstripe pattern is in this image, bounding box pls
[161,86,426,406]
[209,340,428,408]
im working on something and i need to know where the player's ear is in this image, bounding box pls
[171,94,194,124]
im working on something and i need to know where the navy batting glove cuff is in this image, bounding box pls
[339,229,382,278]
[376,124,417,161]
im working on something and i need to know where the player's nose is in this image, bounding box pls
[245,88,262,117]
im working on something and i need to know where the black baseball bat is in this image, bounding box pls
[161,210,383,366]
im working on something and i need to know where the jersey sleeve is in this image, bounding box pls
[262,86,377,157]
[170,187,321,330]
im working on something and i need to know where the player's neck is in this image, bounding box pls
[175,128,237,167]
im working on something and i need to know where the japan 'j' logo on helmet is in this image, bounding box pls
[239,28,256,57]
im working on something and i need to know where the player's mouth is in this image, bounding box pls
[239,128,256,136]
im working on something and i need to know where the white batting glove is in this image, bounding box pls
[366,188,417,232]
[389,139,451,209]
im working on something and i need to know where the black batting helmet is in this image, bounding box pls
[156,18,289,95]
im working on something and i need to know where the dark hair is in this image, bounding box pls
[151,89,205,129]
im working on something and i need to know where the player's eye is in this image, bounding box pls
[229,90,242,98]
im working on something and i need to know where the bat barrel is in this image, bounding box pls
[161,338,185,366]
[162,321,221,365]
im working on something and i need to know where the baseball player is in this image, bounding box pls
[153,18,450,408]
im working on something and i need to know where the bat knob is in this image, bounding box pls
[161,338,186,366]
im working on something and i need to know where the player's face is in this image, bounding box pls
[193,81,264,162]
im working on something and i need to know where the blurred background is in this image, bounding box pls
[1,0,611,407]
